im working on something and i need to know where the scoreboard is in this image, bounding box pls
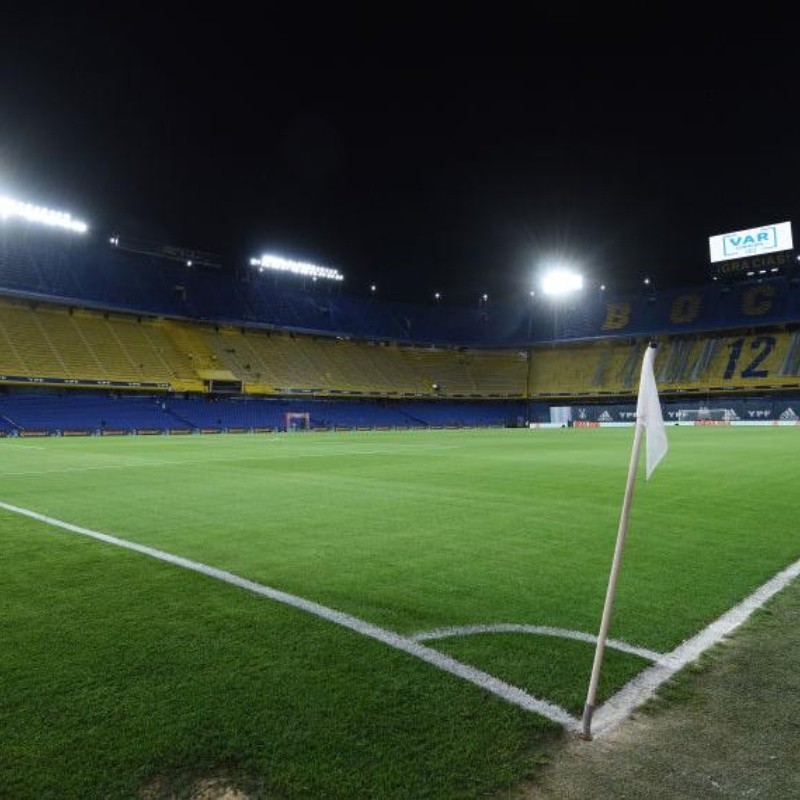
[709,221,794,281]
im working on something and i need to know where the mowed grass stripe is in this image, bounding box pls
[0,498,577,728]
[1,429,797,705]
[0,513,556,799]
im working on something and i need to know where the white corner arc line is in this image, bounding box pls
[591,555,800,738]
[410,624,663,663]
[0,500,577,730]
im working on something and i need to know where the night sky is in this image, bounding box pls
[1,10,797,305]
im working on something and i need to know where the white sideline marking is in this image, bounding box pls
[591,555,800,737]
[411,624,664,663]
[0,445,455,477]
[0,450,332,477]
[0,459,232,477]
[0,500,576,729]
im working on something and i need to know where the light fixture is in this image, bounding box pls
[540,267,584,296]
[0,194,88,233]
[249,254,344,281]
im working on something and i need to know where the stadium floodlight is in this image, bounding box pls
[540,267,584,296]
[250,254,344,282]
[0,194,88,233]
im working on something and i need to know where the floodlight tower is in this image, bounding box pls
[539,265,584,341]
[526,290,536,340]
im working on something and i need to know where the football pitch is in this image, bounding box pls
[2,427,799,798]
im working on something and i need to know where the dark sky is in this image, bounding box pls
[1,9,797,305]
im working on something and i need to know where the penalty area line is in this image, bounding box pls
[0,499,577,730]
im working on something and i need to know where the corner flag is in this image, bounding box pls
[637,343,668,480]
[580,342,668,739]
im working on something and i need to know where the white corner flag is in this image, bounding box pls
[637,343,668,480]
[581,342,668,739]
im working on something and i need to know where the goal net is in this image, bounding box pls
[284,412,311,432]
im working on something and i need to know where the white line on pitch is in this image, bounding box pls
[6,498,795,737]
[0,446,456,476]
[0,459,228,476]
[0,499,577,729]
[591,555,800,737]
[410,624,663,663]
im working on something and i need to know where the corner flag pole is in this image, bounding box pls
[580,341,665,740]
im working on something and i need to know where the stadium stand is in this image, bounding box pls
[528,332,800,398]
[8,226,800,345]
[0,392,526,434]
[0,229,532,345]
[528,341,642,398]
[0,393,178,434]
[3,222,800,433]
[0,298,528,398]
[0,297,201,390]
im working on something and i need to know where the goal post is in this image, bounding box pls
[284,412,311,432]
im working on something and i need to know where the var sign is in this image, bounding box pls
[709,221,793,263]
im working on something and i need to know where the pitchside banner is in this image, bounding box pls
[0,374,170,389]
[709,221,793,263]
[569,399,800,424]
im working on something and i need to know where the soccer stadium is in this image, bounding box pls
[3,199,800,798]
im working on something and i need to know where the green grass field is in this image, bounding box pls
[1,427,799,798]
